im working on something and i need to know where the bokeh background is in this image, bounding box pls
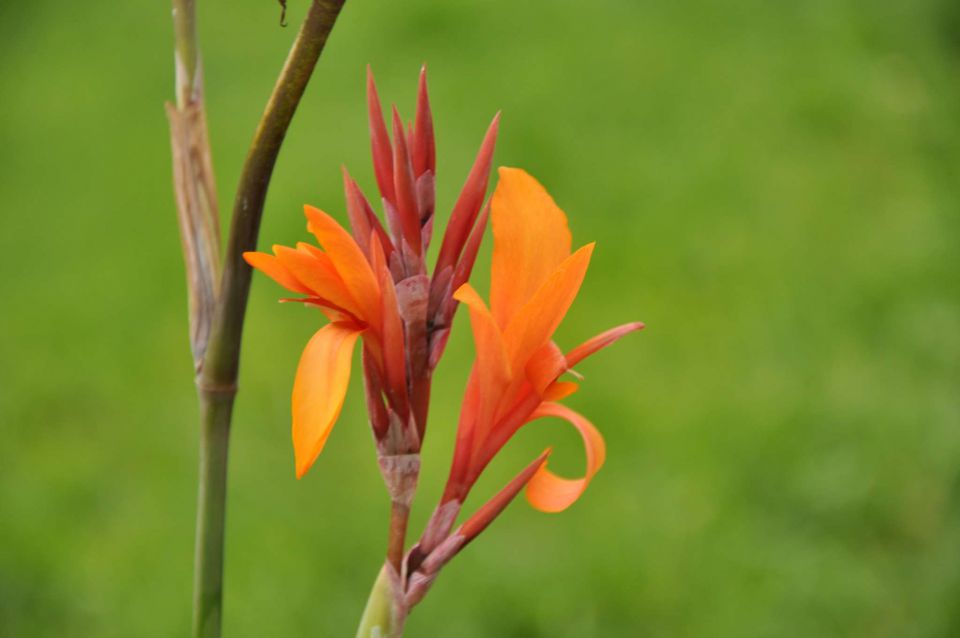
[2,0,959,636]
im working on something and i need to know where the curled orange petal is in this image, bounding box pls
[292,323,364,479]
[524,402,606,513]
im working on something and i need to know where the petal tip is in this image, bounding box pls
[451,282,475,302]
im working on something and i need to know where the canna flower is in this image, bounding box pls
[403,167,643,606]
[243,67,498,482]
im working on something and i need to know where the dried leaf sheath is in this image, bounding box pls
[166,71,221,373]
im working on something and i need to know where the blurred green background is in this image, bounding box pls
[2,0,959,635]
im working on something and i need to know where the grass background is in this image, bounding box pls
[2,0,959,635]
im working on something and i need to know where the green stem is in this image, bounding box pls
[192,390,235,638]
[169,2,347,637]
[356,566,404,638]
[172,0,200,106]
[387,500,410,574]
[201,0,346,388]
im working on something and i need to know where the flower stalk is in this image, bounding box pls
[355,566,401,638]
[192,390,233,637]
[168,1,346,636]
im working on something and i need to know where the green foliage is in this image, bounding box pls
[1,0,959,636]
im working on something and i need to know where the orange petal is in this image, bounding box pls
[292,323,364,479]
[303,206,381,325]
[526,341,567,394]
[502,243,594,370]
[543,381,578,402]
[489,168,572,328]
[244,251,312,296]
[273,245,360,319]
[524,402,606,513]
[453,284,512,429]
[279,296,354,323]
[566,322,645,369]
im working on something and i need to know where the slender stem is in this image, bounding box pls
[356,566,402,638]
[201,0,346,388]
[387,501,410,573]
[172,0,199,106]
[170,2,347,637]
[192,390,235,638]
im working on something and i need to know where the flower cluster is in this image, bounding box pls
[244,68,498,488]
[245,69,641,627]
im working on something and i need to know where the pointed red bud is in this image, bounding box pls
[459,450,551,544]
[435,113,500,273]
[366,66,395,204]
[361,345,390,439]
[378,253,409,417]
[412,65,435,177]
[391,106,423,255]
[341,166,372,256]
[451,201,489,291]
[342,166,394,260]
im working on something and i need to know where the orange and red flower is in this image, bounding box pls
[245,67,642,621]
[243,68,497,479]
[405,168,642,603]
